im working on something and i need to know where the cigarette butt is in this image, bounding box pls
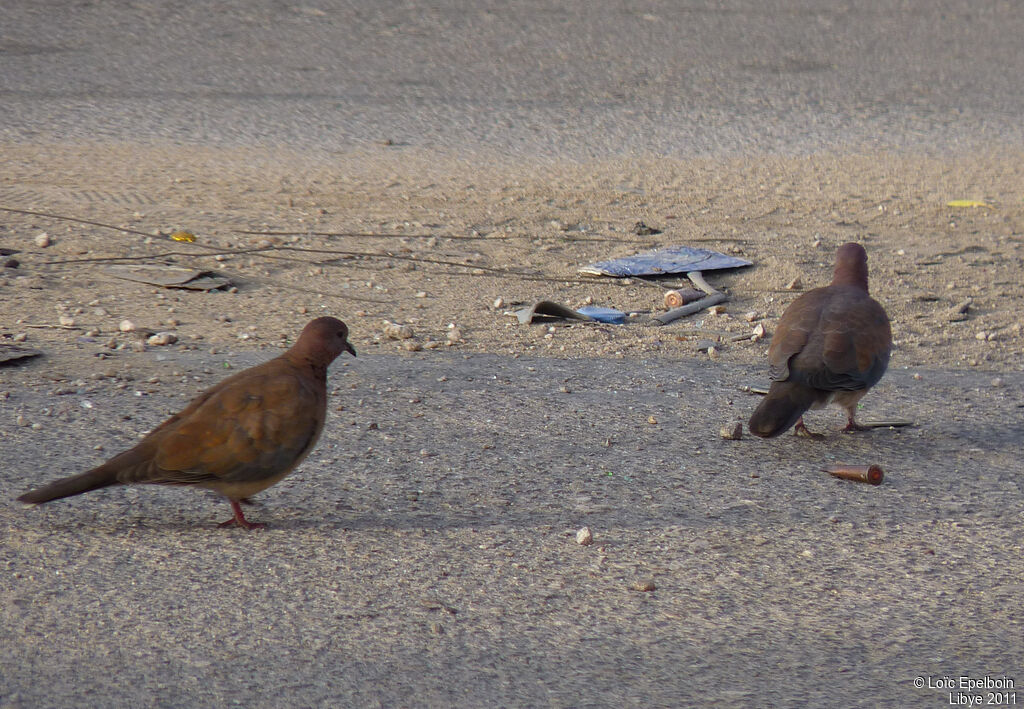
[825,464,884,485]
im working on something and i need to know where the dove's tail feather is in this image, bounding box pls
[748,381,820,438]
[17,465,120,505]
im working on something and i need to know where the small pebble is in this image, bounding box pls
[576,527,594,546]
[58,315,75,327]
[383,322,414,340]
[119,319,136,333]
[991,377,1004,388]
[708,305,726,316]
[446,327,462,343]
[147,332,178,346]
[35,232,51,248]
[13,332,27,342]
[402,340,422,352]
[631,579,657,592]
[744,311,759,322]
[647,415,658,425]
[785,276,802,290]
[3,258,18,268]
[719,421,743,440]
[492,297,504,309]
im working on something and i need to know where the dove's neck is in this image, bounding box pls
[283,350,332,381]
[831,265,869,292]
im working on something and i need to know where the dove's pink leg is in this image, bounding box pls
[793,417,824,439]
[218,499,266,530]
[842,415,871,433]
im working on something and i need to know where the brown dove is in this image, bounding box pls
[748,243,891,438]
[17,317,356,529]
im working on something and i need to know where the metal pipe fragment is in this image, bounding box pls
[825,464,884,485]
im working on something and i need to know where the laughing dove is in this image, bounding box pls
[17,317,356,529]
[748,243,891,438]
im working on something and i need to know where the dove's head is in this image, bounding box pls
[831,242,870,292]
[290,317,357,367]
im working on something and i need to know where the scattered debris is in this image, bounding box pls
[826,464,884,485]
[719,421,743,440]
[652,271,728,326]
[579,245,750,278]
[169,230,197,243]
[631,221,662,236]
[383,322,414,340]
[104,264,231,291]
[0,344,43,365]
[576,306,626,324]
[856,420,914,429]
[946,200,992,209]
[663,288,705,309]
[515,301,594,325]
[146,332,178,346]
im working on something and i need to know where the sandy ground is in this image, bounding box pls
[2,143,1023,374]
[1,143,1023,707]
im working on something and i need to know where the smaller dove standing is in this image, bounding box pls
[17,317,356,529]
[748,243,891,438]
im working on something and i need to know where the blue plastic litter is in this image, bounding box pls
[576,306,626,324]
[579,245,751,277]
